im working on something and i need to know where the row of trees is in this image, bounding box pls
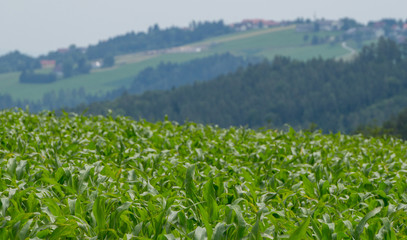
[19,71,57,84]
[0,87,125,113]
[73,38,407,133]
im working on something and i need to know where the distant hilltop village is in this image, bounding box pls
[229,19,281,31]
[37,18,406,73]
[229,18,407,43]
[2,17,406,83]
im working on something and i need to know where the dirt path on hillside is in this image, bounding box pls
[341,41,356,55]
[115,25,296,65]
[210,25,296,44]
[336,41,357,61]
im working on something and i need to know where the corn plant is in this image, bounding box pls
[0,109,406,239]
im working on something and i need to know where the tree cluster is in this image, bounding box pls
[19,71,57,84]
[40,45,91,78]
[0,51,40,74]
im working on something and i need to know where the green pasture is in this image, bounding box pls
[0,72,20,91]
[0,52,210,101]
[206,28,350,60]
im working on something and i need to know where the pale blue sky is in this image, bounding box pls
[0,0,406,56]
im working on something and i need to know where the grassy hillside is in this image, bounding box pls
[1,109,407,239]
[0,52,211,102]
[200,26,348,60]
[0,25,358,102]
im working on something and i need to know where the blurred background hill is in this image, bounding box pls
[1,0,407,136]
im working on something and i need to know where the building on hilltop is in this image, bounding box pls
[297,20,343,33]
[91,60,102,69]
[318,20,342,31]
[296,23,314,32]
[40,60,56,69]
[230,19,280,31]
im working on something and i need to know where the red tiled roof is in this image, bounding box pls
[40,60,56,68]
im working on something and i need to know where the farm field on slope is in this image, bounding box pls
[0,52,211,102]
[0,26,356,102]
[0,109,406,239]
[202,27,349,60]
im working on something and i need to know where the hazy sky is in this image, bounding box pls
[1,0,406,56]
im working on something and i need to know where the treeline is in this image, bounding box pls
[380,109,407,139]
[19,71,57,84]
[355,107,407,139]
[129,53,256,94]
[0,88,124,113]
[86,21,233,59]
[73,38,407,133]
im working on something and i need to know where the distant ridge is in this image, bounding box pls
[74,38,407,133]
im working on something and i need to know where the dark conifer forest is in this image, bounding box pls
[74,38,407,133]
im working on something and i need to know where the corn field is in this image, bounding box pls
[0,109,407,239]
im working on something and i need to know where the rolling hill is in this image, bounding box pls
[0,25,361,105]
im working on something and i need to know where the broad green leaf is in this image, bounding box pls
[1,198,10,216]
[18,219,32,240]
[197,203,213,239]
[302,175,316,198]
[310,218,322,240]
[321,223,332,240]
[194,226,207,240]
[353,207,382,240]
[288,217,310,240]
[93,196,106,231]
[212,223,226,240]
[229,204,247,238]
[185,164,196,200]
